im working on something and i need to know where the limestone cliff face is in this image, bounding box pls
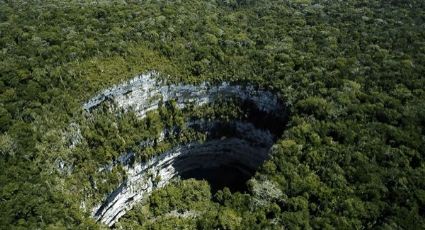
[83,72,284,116]
[92,122,274,226]
[84,72,286,226]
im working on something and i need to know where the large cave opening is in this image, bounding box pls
[179,164,253,193]
[171,138,269,193]
[87,73,289,226]
[169,119,281,193]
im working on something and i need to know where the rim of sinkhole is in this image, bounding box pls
[77,71,288,227]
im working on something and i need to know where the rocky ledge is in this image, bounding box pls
[83,72,284,116]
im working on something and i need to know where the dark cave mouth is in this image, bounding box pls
[179,162,256,193]
[166,104,289,193]
[169,120,279,193]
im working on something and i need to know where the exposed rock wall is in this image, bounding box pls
[83,72,284,117]
[93,122,274,226]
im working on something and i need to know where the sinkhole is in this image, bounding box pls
[85,72,288,226]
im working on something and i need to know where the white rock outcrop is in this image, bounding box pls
[83,72,284,116]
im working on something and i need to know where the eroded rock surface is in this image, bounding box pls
[83,72,284,116]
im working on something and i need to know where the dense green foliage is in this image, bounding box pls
[1,0,424,229]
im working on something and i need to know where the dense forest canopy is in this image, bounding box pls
[1,0,424,229]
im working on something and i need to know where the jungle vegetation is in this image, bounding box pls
[1,0,424,229]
